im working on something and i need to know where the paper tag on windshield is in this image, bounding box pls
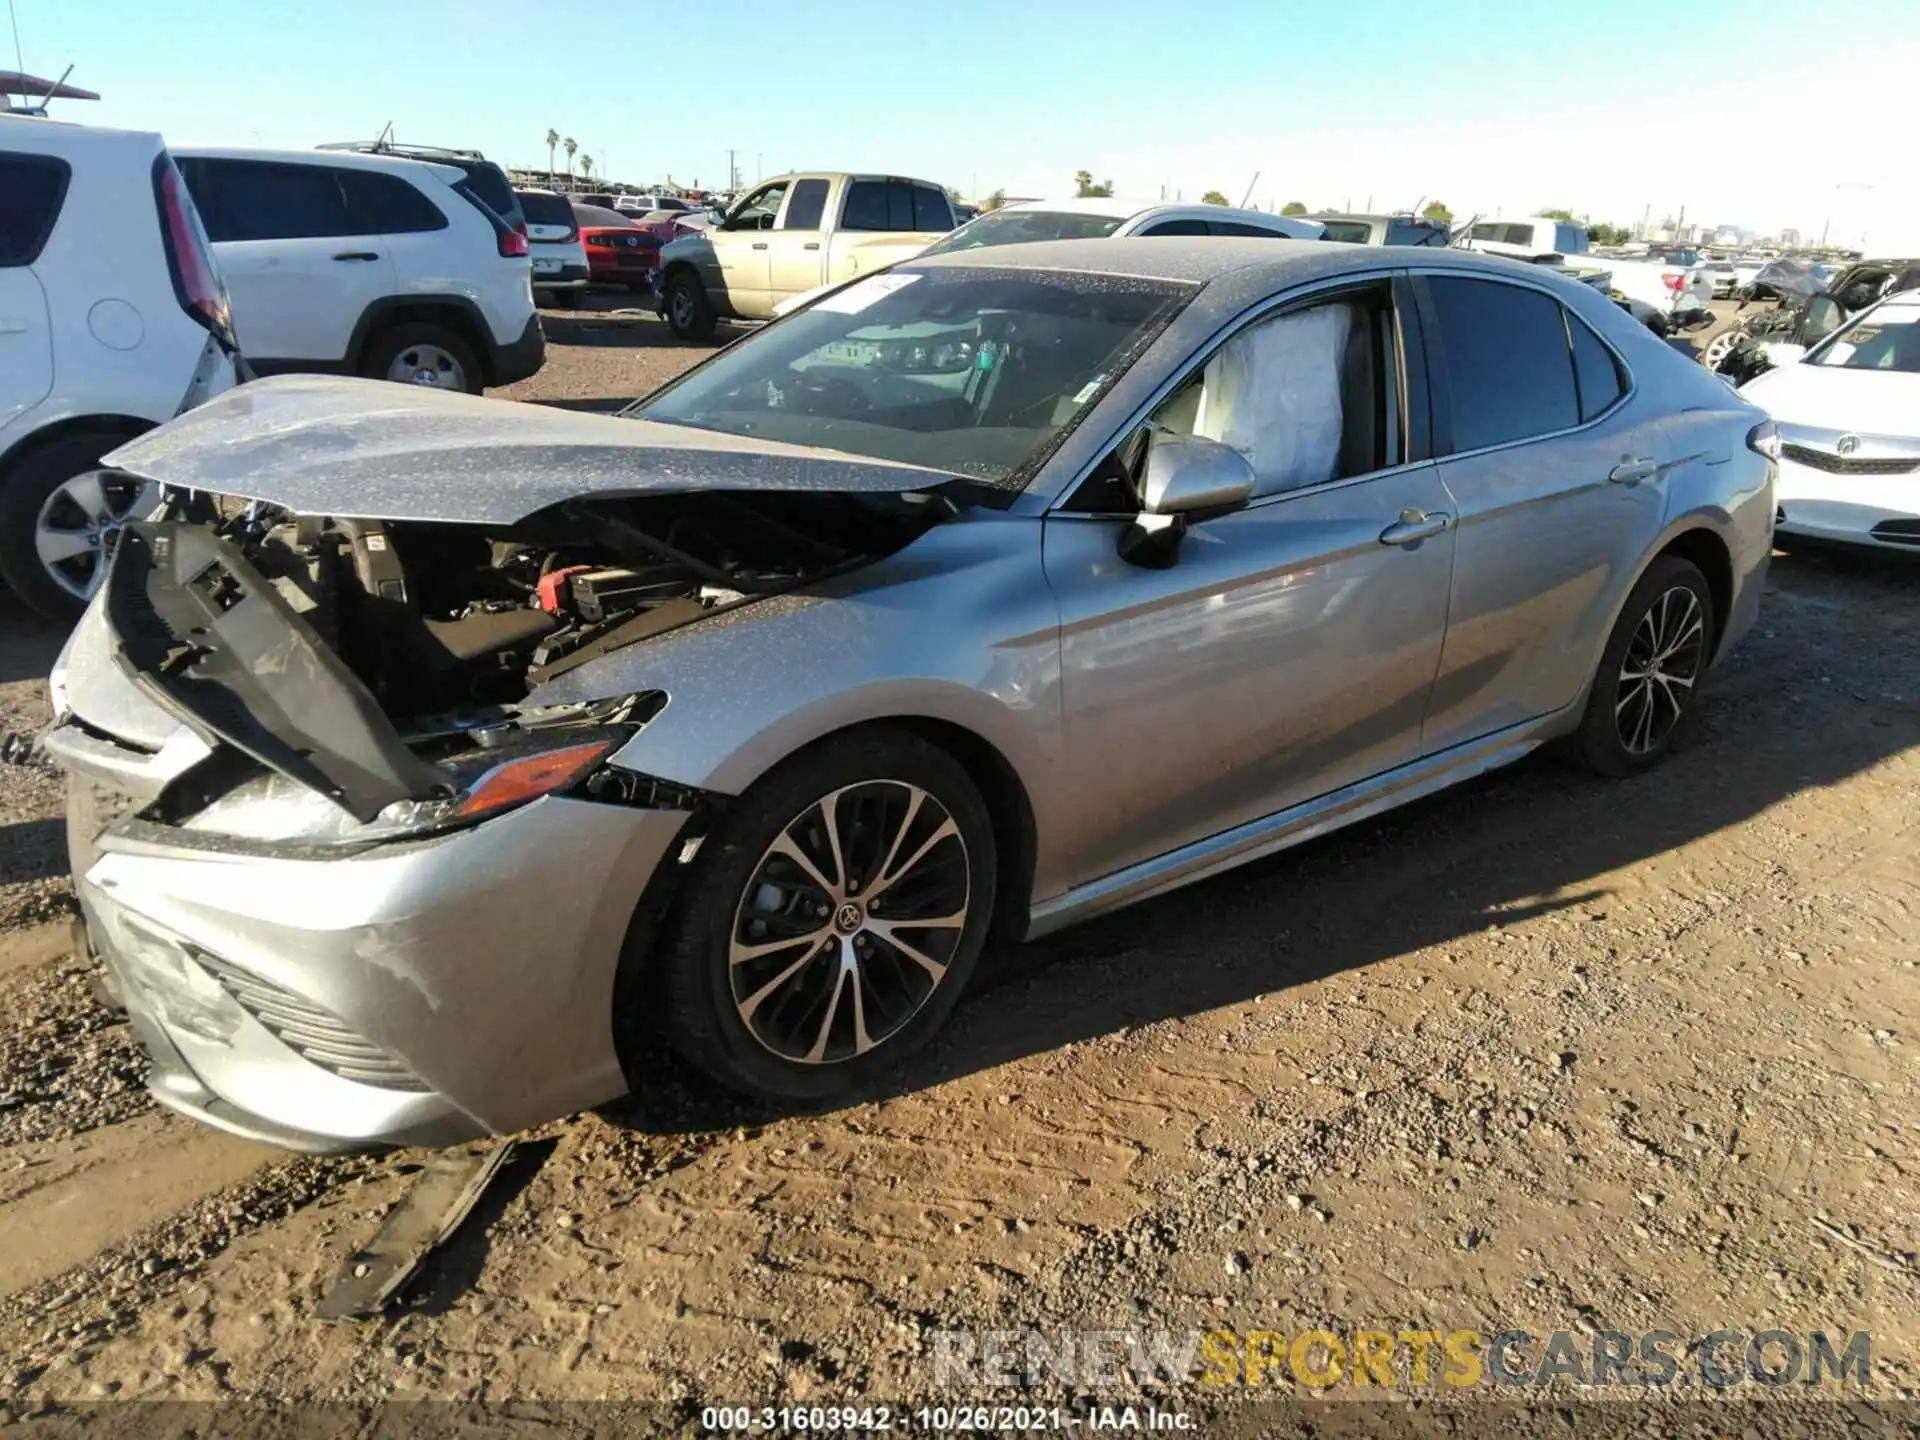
[814,272,922,314]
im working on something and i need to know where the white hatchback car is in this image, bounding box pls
[515,188,590,306]
[1740,291,1920,552]
[172,146,543,393]
[0,117,242,618]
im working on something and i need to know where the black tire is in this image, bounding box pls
[1566,555,1716,777]
[358,322,484,395]
[651,727,997,1102]
[0,430,144,623]
[664,269,717,342]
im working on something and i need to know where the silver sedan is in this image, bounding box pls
[49,240,1775,1151]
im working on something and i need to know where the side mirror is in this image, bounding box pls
[1800,295,1843,345]
[1142,433,1256,515]
[1759,342,1808,368]
[1119,434,1254,569]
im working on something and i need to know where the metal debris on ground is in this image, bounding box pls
[315,1141,514,1321]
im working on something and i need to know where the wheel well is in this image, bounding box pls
[356,304,494,383]
[1655,527,1734,656]
[0,414,154,475]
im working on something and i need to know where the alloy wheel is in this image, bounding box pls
[385,343,467,389]
[1615,585,1705,756]
[1703,330,1740,370]
[728,780,971,1065]
[670,283,695,330]
[33,470,158,600]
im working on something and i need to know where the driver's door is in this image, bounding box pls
[711,179,789,318]
[1038,281,1458,892]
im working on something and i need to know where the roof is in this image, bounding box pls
[908,234,1524,285]
[1308,212,1440,224]
[169,145,464,182]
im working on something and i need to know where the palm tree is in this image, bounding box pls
[579,154,593,183]
[563,136,577,186]
[545,128,560,183]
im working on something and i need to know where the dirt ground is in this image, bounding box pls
[0,305,1915,1431]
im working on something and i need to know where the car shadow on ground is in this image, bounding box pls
[538,306,714,351]
[601,547,1920,1137]
[0,599,69,689]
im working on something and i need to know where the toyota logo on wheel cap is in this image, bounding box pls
[1836,434,1860,456]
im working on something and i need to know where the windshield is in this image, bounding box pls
[1807,304,1920,372]
[918,209,1128,256]
[632,266,1195,485]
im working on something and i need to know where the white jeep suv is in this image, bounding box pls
[0,117,242,619]
[173,146,543,393]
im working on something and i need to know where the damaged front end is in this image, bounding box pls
[44,382,970,1150]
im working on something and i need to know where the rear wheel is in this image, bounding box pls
[1566,555,1716,777]
[650,728,996,1101]
[360,322,482,394]
[664,269,717,342]
[0,431,156,622]
[1701,323,1744,372]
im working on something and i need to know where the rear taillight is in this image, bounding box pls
[152,156,235,349]
[500,228,529,258]
[1747,420,1782,460]
[1662,271,1687,293]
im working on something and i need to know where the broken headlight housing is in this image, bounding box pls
[172,700,661,849]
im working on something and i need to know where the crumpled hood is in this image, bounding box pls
[105,375,962,524]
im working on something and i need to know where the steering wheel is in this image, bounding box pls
[788,373,870,418]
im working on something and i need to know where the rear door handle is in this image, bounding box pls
[1608,456,1659,484]
[1379,509,1451,546]
[803,242,820,251]
[751,242,769,251]
[332,251,381,262]
[0,318,28,335]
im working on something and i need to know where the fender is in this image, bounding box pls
[248,295,498,380]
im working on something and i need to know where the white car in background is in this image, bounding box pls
[1740,290,1920,552]
[772,197,1323,317]
[174,146,544,393]
[0,118,242,618]
[516,188,590,306]
[1459,217,1713,322]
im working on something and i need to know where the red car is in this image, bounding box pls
[572,203,661,292]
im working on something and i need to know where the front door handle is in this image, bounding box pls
[751,242,769,250]
[1609,456,1659,484]
[332,251,381,262]
[803,242,820,251]
[1379,509,1450,547]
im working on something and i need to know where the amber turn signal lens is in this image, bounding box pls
[450,740,617,821]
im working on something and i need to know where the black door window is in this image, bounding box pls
[341,170,447,234]
[1139,218,1211,236]
[1211,220,1292,238]
[1565,311,1625,421]
[183,159,364,241]
[1424,276,1581,452]
[912,184,954,232]
[780,179,830,231]
[0,152,70,265]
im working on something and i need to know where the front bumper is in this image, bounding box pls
[52,710,690,1151]
[488,312,547,386]
[1774,456,1920,551]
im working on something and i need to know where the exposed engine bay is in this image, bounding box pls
[188,487,953,723]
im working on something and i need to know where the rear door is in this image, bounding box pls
[1415,273,1670,753]
[826,180,954,285]
[0,150,63,427]
[179,157,397,366]
[342,167,455,297]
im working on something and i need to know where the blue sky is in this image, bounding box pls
[21,0,1920,243]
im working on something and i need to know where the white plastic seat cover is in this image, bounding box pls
[1194,305,1351,496]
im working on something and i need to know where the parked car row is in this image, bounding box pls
[0,115,544,618]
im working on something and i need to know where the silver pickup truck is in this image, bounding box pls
[654,172,956,340]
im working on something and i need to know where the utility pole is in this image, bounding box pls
[756,152,762,182]
[727,149,736,192]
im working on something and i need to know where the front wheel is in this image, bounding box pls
[664,270,717,342]
[1566,555,1716,777]
[1701,324,1745,372]
[648,728,997,1101]
[0,431,156,622]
